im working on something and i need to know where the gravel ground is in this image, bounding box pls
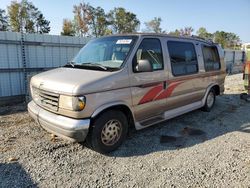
[1,73,250,188]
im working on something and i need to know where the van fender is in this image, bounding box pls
[201,83,219,106]
[91,101,135,119]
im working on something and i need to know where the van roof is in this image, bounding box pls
[109,33,215,45]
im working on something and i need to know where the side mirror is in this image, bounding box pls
[136,59,153,72]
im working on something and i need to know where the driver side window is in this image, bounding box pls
[133,38,164,72]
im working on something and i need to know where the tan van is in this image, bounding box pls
[28,33,226,153]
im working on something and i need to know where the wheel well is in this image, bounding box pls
[91,105,135,130]
[212,85,220,95]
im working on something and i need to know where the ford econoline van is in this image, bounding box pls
[28,34,226,153]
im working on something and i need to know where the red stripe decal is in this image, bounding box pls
[155,82,183,100]
[138,84,163,105]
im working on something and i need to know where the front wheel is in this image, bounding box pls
[202,89,216,112]
[87,110,128,154]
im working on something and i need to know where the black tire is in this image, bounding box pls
[202,88,216,112]
[86,110,128,154]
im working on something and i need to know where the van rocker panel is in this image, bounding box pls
[135,83,218,129]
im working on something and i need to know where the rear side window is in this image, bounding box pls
[168,41,198,76]
[202,46,221,71]
[133,38,164,71]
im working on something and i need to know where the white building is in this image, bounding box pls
[242,43,250,51]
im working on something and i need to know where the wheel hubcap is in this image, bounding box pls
[101,119,122,146]
[207,92,214,108]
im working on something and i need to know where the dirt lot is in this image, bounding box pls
[1,73,250,188]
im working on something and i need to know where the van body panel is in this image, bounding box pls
[83,87,133,118]
[165,39,202,109]
[128,36,168,121]
[129,71,167,121]
[72,68,130,95]
[31,67,117,95]
[134,82,219,130]
[91,101,134,118]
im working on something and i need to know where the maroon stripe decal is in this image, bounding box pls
[154,81,183,100]
[138,84,163,105]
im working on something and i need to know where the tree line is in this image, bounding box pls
[0,1,241,49]
[0,0,50,34]
[168,26,241,49]
[61,3,140,37]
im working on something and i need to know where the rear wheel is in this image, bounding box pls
[202,88,216,112]
[87,110,128,154]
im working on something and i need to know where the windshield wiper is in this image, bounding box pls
[64,62,119,71]
[82,62,107,71]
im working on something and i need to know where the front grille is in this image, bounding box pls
[33,87,59,111]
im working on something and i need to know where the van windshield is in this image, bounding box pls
[70,36,137,71]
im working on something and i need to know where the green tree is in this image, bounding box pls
[61,19,75,36]
[144,17,163,33]
[7,1,22,32]
[226,32,241,49]
[168,29,181,36]
[0,9,9,31]
[67,2,111,37]
[196,27,213,40]
[73,2,92,37]
[35,13,50,34]
[180,26,194,36]
[89,6,109,37]
[107,7,140,34]
[7,0,50,33]
[213,31,240,49]
[69,2,140,36]
[213,31,227,48]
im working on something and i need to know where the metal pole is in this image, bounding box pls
[20,0,28,103]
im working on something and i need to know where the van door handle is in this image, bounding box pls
[163,81,167,89]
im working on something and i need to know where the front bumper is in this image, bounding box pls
[28,101,90,142]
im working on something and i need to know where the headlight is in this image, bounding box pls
[59,95,86,111]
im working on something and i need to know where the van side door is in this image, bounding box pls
[164,40,201,110]
[200,44,223,93]
[130,38,167,121]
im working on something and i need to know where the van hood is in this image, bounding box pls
[31,67,129,95]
